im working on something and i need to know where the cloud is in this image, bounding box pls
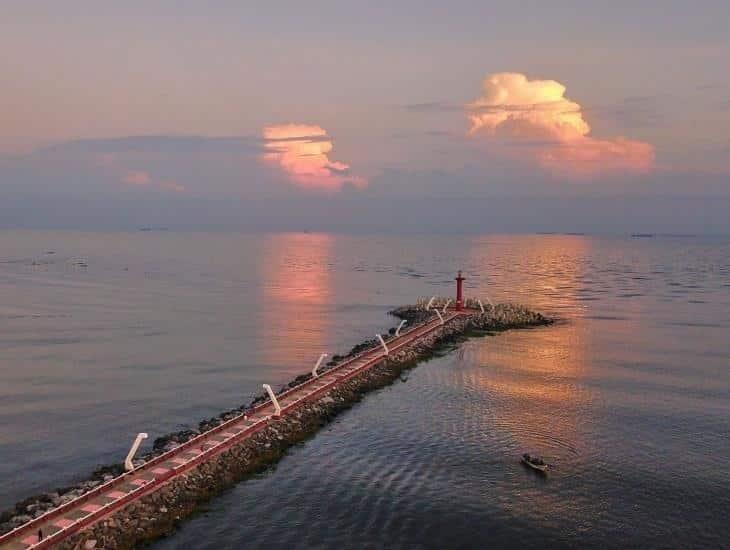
[159,180,185,193]
[262,125,327,142]
[403,101,462,113]
[7,134,343,200]
[262,124,366,191]
[467,72,654,178]
[40,135,261,155]
[537,137,655,178]
[584,95,665,130]
[122,170,151,186]
[120,169,184,192]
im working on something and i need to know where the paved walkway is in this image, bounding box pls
[0,310,468,549]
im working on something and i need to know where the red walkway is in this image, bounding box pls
[0,310,469,550]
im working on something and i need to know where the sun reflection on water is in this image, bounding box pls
[462,236,594,462]
[256,233,333,369]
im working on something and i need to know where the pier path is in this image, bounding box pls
[0,309,471,549]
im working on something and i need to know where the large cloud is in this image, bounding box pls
[118,165,184,192]
[262,124,366,191]
[467,73,654,178]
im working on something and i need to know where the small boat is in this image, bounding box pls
[521,453,549,473]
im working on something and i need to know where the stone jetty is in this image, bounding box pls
[0,298,551,550]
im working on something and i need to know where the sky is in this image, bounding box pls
[1,1,729,233]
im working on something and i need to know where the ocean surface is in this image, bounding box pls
[1,230,729,548]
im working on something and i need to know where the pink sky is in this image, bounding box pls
[1,2,729,231]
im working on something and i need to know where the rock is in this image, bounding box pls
[163,441,180,452]
[13,514,32,525]
[84,540,98,549]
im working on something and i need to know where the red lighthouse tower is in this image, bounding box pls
[455,270,465,311]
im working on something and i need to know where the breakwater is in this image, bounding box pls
[0,302,550,549]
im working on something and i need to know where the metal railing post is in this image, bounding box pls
[312,353,328,378]
[262,384,282,417]
[376,334,389,355]
[124,433,148,471]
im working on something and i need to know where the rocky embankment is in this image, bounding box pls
[391,300,551,332]
[0,333,392,536]
[1,301,551,548]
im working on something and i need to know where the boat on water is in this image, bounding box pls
[521,453,549,473]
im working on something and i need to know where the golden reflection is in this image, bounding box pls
[459,234,657,519]
[256,233,333,369]
[463,235,593,456]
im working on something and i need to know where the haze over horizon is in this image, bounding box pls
[2,1,729,233]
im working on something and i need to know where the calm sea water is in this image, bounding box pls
[1,231,729,548]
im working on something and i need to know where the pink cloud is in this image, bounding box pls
[121,170,184,192]
[122,170,152,186]
[467,72,655,179]
[262,124,366,191]
[159,180,185,192]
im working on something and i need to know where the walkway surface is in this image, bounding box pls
[0,310,469,549]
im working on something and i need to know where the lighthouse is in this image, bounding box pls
[455,270,465,311]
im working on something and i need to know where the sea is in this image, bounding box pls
[1,230,728,548]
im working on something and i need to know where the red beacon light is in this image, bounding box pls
[455,270,465,311]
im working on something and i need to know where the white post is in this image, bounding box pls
[395,319,407,336]
[262,384,282,417]
[442,299,451,314]
[477,299,485,314]
[425,296,436,311]
[485,294,494,307]
[124,432,148,471]
[434,309,445,325]
[312,353,328,378]
[376,334,389,355]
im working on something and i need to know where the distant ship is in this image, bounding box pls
[631,233,655,238]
